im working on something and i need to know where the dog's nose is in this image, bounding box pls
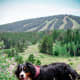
[21,74,24,78]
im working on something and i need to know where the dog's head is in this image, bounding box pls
[15,62,40,80]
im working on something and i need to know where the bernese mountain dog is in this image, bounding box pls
[15,62,80,80]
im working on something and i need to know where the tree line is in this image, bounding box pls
[39,29,80,56]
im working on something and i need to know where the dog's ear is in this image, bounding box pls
[26,62,33,68]
[26,62,35,76]
[15,64,21,78]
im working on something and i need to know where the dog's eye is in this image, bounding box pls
[24,66,26,70]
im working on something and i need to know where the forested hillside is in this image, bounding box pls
[0,15,80,32]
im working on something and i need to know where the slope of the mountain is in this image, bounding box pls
[0,15,80,32]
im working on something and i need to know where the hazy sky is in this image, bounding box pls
[0,0,80,25]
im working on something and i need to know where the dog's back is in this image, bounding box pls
[15,62,80,80]
[38,63,80,80]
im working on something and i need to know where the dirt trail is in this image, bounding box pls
[20,44,40,61]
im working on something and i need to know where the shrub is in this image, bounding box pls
[4,49,11,57]
[3,49,17,57]
[27,54,35,64]
[11,48,17,56]
[53,41,70,56]
[27,54,41,65]
[69,62,73,65]
[9,49,17,57]
[36,59,41,65]
[15,55,23,64]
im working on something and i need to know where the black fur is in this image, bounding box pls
[15,62,80,80]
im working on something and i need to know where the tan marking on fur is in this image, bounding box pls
[26,72,31,76]
[27,77,32,80]
[69,74,72,80]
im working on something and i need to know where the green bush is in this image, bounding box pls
[15,55,23,64]
[69,62,73,65]
[66,42,79,56]
[36,59,41,65]
[27,54,35,64]
[4,49,11,57]
[3,49,17,57]
[53,41,70,56]
[11,48,17,56]
[27,54,41,65]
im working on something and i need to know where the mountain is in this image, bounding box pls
[0,15,80,32]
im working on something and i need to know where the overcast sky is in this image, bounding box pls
[0,0,80,25]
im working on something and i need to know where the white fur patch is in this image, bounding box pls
[20,71,26,78]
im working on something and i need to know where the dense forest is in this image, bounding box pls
[40,29,80,56]
[0,29,80,57]
[0,32,46,56]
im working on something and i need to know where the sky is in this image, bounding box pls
[0,0,80,25]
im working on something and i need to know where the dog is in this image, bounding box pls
[15,62,80,80]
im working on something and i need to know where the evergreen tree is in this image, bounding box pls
[40,35,53,55]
